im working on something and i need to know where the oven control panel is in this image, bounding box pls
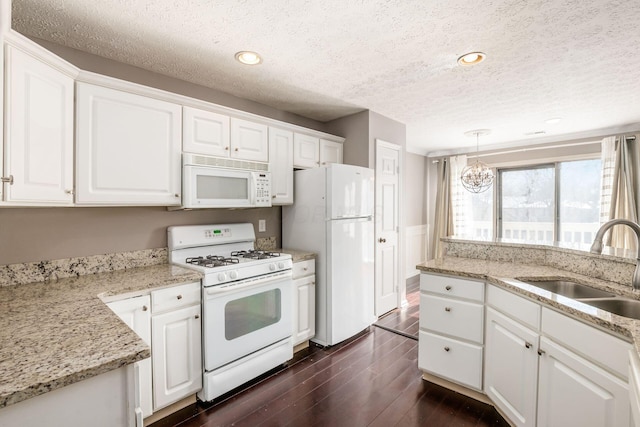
[204,228,232,239]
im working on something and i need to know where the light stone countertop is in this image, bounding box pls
[0,264,202,408]
[417,257,640,355]
[279,248,316,263]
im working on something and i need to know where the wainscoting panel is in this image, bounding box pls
[405,224,428,279]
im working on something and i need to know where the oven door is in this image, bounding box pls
[202,271,292,372]
[183,165,253,208]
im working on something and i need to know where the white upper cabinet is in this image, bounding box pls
[320,139,343,166]
[293,133,320,168]
[75,82,182,205]
[3,44,75,205]
[183,106,230,157]
[268,127,294,205]
[230,118,268,162]
[293,134,343,169]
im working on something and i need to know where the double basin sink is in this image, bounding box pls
[518,279,640,319]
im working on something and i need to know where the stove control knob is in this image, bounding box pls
[277,262,285,269]
[229,271,238,280]
[269,263,276,271]
[217,273,227,282]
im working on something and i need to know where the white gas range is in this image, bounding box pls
[168,223,293,402]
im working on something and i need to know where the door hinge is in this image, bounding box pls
[1,175,14,185]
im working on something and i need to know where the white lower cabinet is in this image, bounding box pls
[484,283,631,427]
[106,295,153,419]
[418,273,484,390]
[151,282,202,410]
[292,259,316,346]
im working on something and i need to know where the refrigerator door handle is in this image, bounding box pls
[331,216,373,221]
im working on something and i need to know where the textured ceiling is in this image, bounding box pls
[10,0,640,154]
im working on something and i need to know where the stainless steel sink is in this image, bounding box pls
[519,279,617,299]
[582,299,640,319]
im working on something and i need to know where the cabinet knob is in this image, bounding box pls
[225,146,229,150]
[444,307,452,312]
[445,285,452,291]
[444,347,450,352]
[177,295,183,300]
[525,342,532,349]
[317,161,320,165]
[174,194,180,198]
[322,162,326,165]
[195,314,200,319]
[1,175,14,185]
[378,238,386,243]
[303,267,308,271]
[142,305,148,312]
[65,189,74,195]
[537,349,546,356]
[272,195,276,198]
[235,148,239,151]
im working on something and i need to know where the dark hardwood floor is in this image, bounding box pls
[373,278,420,339]
[150,279,508,427]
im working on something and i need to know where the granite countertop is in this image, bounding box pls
[417,257,640,354]
[0,264,202,408]
[279,248,316,262]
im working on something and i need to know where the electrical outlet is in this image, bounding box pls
[258,219,266,232]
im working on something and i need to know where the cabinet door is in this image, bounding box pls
[152,304,202,410]
[230,118,268,162]
[76,82,182,205]
[485,307,539,427]
[319,139,343,166]
[292,275,315,346]
[183,106,230,156]
[4,45,74,204]
[293,133,320,168]
[537,337,629,427]
[269,127,294,205]
[106,296,153,418]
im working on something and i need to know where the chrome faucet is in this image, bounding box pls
[590,218,640,290]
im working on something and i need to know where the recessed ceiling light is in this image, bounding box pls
[545,117,562,124]
[235,51,262,65]
[457,52,486,66]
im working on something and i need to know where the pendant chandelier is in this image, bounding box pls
[461,129,493,193]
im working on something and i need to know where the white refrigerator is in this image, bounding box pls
[283,163,375,346]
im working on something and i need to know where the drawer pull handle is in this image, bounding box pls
[177,295,183,300]
[445,285,452,291]
[195,314,200,319]
[444,307,452,312]
[444,346,450,352]
[303,267,308,271]
[142,305,148,312]
[538,349,546,356]
[525,342,532,349]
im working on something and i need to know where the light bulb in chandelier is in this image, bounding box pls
[461,129,493,193]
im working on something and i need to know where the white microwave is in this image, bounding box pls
[182,154,271,208]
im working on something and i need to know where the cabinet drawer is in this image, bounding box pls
[152,281,201,313]
[420,294,483,343]
[542,307,631,380]
[418,330,483,390]
[487,285,540,330]
[292,259,315,279]
[420,273,484,302]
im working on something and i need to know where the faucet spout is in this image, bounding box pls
[591,219,640,290]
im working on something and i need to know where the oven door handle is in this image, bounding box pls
[205,271,291,295]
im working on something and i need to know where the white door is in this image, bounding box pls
[4,45,74,204]
[319,139,343,166]
[230,118,268,162]
[268,127,294,205]
[327,217,375,345]
[183,106,230,157]
[293,133,320,168]
[75,82,182,205]
[485,307,539,427]
[375,140,400,316]
[152,304,202,410]
[537,337,629,427]
[106,296,153,418]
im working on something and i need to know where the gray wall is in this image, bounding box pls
[325,110,369,167]
[405,152,428,227]
[0,207,281,265]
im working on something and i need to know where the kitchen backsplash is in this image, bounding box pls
[256,236,277,251]
[0,248,167,287]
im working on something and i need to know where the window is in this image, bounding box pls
[496,159,601,243]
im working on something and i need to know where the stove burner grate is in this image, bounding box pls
[186,255,240,268]
[230,250,281,260]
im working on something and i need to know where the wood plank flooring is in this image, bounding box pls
[149,279,508,427]
[372,278,420,339]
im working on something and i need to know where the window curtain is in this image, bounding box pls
[450,155,469,237]
[432,159,452,259]
[600,134,640,250]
